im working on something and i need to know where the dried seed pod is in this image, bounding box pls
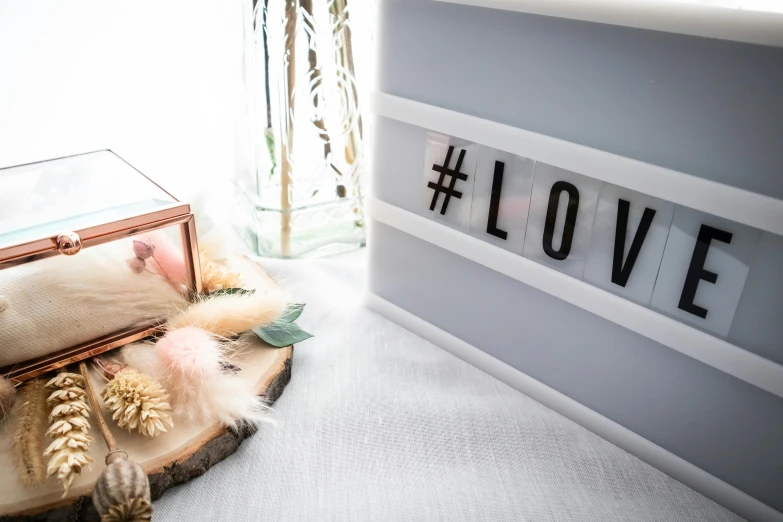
[92,451,152,522]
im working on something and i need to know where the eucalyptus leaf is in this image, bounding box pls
[252,321,313,348]
[203,288,256,299]
[279,303,305,323]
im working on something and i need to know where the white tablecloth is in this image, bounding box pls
[154,250,741,522]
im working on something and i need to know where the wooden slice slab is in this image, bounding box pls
[1,256,295,521]
[0,342,292,521]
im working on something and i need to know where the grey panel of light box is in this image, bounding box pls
[369,221,783,513]
[377,0,783,199]
[371,115,783,365]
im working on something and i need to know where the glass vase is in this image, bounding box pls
[237,0,366,258]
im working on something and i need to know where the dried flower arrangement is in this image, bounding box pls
[2,236,311,518]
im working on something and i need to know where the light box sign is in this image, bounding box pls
[421,132,761,338]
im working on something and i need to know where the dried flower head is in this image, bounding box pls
[44,372,93,496]
[199,248,242,294]
[103,368,173,437]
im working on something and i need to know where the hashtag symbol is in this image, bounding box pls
[428,146,469,215]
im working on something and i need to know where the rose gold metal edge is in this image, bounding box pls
[0,209,194,268]
[181,215,203,297]
[2,323,163,383]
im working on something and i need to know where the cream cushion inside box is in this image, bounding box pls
[0,238,186,368]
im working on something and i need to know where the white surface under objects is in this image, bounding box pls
[433,0,783,47]
[366,291,782,522]
[152,250,748,522]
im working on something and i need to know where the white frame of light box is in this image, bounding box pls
[368,92,783,399]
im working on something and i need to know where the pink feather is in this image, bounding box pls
[156,327,222,379]
[124,327,270,428]
[144,231,188,290]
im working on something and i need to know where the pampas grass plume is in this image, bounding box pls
[157,327,222,378]
[167,292,285,338]
[0,376,15,421]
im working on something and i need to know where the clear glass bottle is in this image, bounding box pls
[237,0,366,258]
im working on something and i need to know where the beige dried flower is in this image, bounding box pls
[200,248,242,294]
[103,368,173,437]
[44,372,93,496]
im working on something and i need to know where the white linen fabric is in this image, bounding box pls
[153,251,742,522]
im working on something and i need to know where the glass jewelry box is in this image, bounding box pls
[0,151,201,382]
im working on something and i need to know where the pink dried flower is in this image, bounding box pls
[145,232,187,289]
[133,240,155,260]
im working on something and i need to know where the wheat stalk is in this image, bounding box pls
[44,372,93,496]
[11,379,48,488]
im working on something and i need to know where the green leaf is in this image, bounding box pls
[203,288,256,298]
[279,303,305,323]
[252,321,313,348]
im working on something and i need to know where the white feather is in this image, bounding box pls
[120,341,270,429]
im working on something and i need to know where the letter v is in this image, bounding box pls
[611,199,656,287]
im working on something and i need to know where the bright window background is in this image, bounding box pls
[0,1,378,209]
[0,1,247,201]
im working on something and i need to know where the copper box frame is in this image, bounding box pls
[0,151,202,383]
